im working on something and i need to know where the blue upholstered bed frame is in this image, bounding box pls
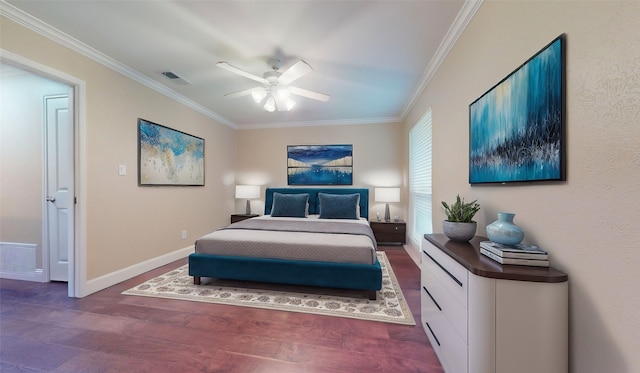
[264,187,370,218]
[188,187,382,299]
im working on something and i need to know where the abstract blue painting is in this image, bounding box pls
[138,119,204,186]
[287,144,353,185]
[469,35,565,184]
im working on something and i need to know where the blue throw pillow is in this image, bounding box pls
[318,193,360,219]
[270,193,309,218]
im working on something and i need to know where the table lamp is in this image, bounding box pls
[235,185,260,215]
[375,187,400,222]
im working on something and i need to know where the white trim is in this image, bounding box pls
[1,48,87,298]
[0,268,45,282]
[40,92,50,284]
[404,243,421,268]
[84,246,194,296]
[73,80,88,298]
[237,116,403,130]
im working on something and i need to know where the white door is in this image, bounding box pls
[45,95,74,282]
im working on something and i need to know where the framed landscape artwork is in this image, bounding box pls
[138,118,204,186]
[469,34,566,184]
[287,144,353,185]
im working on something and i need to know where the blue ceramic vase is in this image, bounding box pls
[486,212,525,246]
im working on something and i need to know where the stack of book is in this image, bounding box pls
[480,240,549,267]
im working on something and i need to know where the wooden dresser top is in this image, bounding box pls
[424,234,568,283]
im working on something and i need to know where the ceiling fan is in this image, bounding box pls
[216,59,330,112]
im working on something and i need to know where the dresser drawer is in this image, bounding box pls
[421,291,468,373]
[422,239,468,309]
[422,265,468,343]
[372,222,405,234]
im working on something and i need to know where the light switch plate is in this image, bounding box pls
[118,165,126,176]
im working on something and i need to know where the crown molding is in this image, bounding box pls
[236,116,402,130]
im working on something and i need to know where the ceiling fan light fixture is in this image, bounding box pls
[217,58,330,112]
[251,90,267,103]
[264,97,276,112]
[275,87,290,101]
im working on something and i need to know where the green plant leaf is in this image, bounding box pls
[441,194,480,223]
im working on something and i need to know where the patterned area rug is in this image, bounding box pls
[123,251,415,325]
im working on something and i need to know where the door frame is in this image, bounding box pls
[1,49,87,298]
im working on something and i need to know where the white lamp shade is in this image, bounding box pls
[235,185,260,199]
[251,90,267,103]
[263,97,276,112]
[375,187,400,203]
[275,87,290,101]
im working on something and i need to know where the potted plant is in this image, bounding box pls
[441,194,481,242]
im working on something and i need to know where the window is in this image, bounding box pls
[409,109,432,247]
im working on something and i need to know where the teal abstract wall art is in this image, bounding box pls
[469,35,566,184]
[287,144,353,185]
[138,118,204,186]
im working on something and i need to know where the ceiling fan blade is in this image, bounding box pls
[217,61,268,84]
[289,86,330,102]
[278,60,313,86]
[224,86,264,99]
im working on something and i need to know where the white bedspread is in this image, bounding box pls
[194,215,377,265]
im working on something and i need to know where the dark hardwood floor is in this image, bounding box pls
[0,247,443,373]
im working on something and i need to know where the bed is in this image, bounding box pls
[188,187,382,299]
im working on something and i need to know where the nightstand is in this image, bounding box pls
[230,214,259,223]
[369,220,406,244]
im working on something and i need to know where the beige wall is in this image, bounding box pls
[236,123,405,219]
[1,16,237,280]
[404,1,640,372]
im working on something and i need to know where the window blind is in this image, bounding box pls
[409,109,433,247]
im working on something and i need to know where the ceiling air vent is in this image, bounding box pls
[159,71,192,85]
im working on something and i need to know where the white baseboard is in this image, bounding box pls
[0,268,45,282]
[82,245,194,297]
[405,241,421,267]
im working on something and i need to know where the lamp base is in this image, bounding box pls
[245,200,251,215]
[384,203,391,222]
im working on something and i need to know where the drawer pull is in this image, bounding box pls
[423,286,442,311]
[423,250,463,287]
[425,322,441,346]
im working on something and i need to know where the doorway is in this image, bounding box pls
[0,56,82,297]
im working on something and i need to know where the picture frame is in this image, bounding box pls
[469,34,566,184]
[138,118,204,186]
[287,144,353,185]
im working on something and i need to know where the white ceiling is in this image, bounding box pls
[2,1,479,129]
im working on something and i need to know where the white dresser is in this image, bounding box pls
[421,234,568,373]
